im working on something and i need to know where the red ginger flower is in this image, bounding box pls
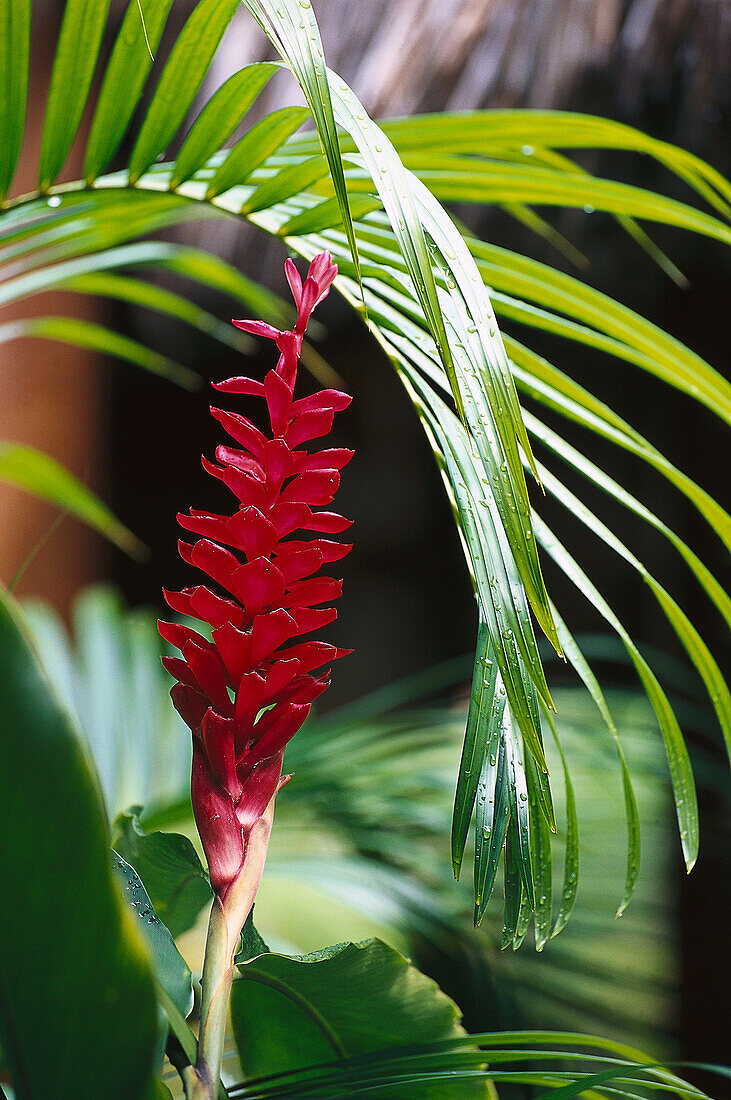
[159,252,352,904]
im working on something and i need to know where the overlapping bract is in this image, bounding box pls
[159,252,352,897]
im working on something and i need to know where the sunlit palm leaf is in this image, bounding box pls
[0,0,30,201]
[83,0,175,182]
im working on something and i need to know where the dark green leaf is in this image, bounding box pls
[451,613,498,876]
[231,939,485,1098]
[113,808,212,938]
[112,851,194,1018]
[0,588,158,1099]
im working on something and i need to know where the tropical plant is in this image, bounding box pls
[23,584,684,1056]
[0,0,728,1096]
[2,0,729,917]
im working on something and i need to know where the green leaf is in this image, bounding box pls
[128,0,240,184]
[470,239,731,426]
[112,851,194,1018]
[0,442,144,557]
[536,459,731,767]
[58,270,253,352]
[451,613,498,876]
[547,605,639,917]
[280,193,383,235]
[543,709,579,939]
[231,939,485,1098]
[235,908,270,964]
[534,515,699,871]
[379,108,731,215]
[113,808,212,938]
[0,0,30,200]
[38,0,112,190]
[0,315,199,390]
[241,155,330,214]
[242,0,363,288]
[171,63,280,189]
[523,409,731,634]
[0,588,158,1099]
[527,754,553,951]
[84,0,176,182]
[474,712,511,924]
[206,106,311,200]
[508,339,731,550]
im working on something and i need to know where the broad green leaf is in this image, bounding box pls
[0,442,143,557]
[0,588,158,1099]
[206,106,311,200]
[128,0,240,183]
[235,909,270,964]
[113,808,212,938]
[0,0,30,200]
[231,938,485,1098]
[0,315,199,390]
[84,0,176,182]
[38,0,112,190]
[112,851,194,1018]
[171,63,279,189]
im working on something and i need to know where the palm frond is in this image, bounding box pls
[1,0,728,926]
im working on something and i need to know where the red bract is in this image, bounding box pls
[159,252,352,903]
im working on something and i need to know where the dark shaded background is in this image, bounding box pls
[3,0,728,1083]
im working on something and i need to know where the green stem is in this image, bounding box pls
[183,795,277,1100]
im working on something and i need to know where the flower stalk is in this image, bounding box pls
[160,252,351,1099]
